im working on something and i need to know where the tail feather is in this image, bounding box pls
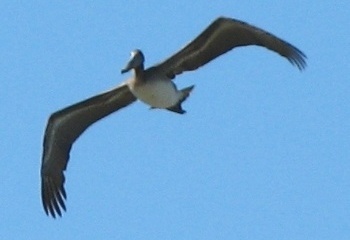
[180,85,195,103]
[166,85,195,114]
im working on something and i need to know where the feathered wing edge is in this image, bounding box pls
[151,17,306,79]
[41,83,136,218]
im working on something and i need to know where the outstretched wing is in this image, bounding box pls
[41,83,136,218]
[152,17,306,78]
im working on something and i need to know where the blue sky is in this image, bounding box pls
[1,1,349,239]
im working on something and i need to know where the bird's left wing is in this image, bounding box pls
[151,17,306,79]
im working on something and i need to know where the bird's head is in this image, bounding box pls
[121,49,145,74]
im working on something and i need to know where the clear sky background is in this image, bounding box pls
[1,1,349,239]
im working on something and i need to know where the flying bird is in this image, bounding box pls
[41,17,307,218]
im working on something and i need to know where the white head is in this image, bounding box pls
[121,49,145,74]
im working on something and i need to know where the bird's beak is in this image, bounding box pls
[121,67,130,74]
[121,58,134,74]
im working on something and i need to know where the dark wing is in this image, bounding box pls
[151,17,306,78]
[40,83,136,218]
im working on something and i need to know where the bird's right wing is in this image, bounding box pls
[40,83,136,218]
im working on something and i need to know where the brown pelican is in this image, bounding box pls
[41,17,307,218]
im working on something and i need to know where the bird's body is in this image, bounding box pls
[40,17,307,218]
[127,72,186,109]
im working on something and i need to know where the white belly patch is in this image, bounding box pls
[129,79,180,108]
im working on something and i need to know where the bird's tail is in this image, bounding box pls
[179,85,195,103]
[166,85,195,114]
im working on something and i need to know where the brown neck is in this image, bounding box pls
[134,64,145,80]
